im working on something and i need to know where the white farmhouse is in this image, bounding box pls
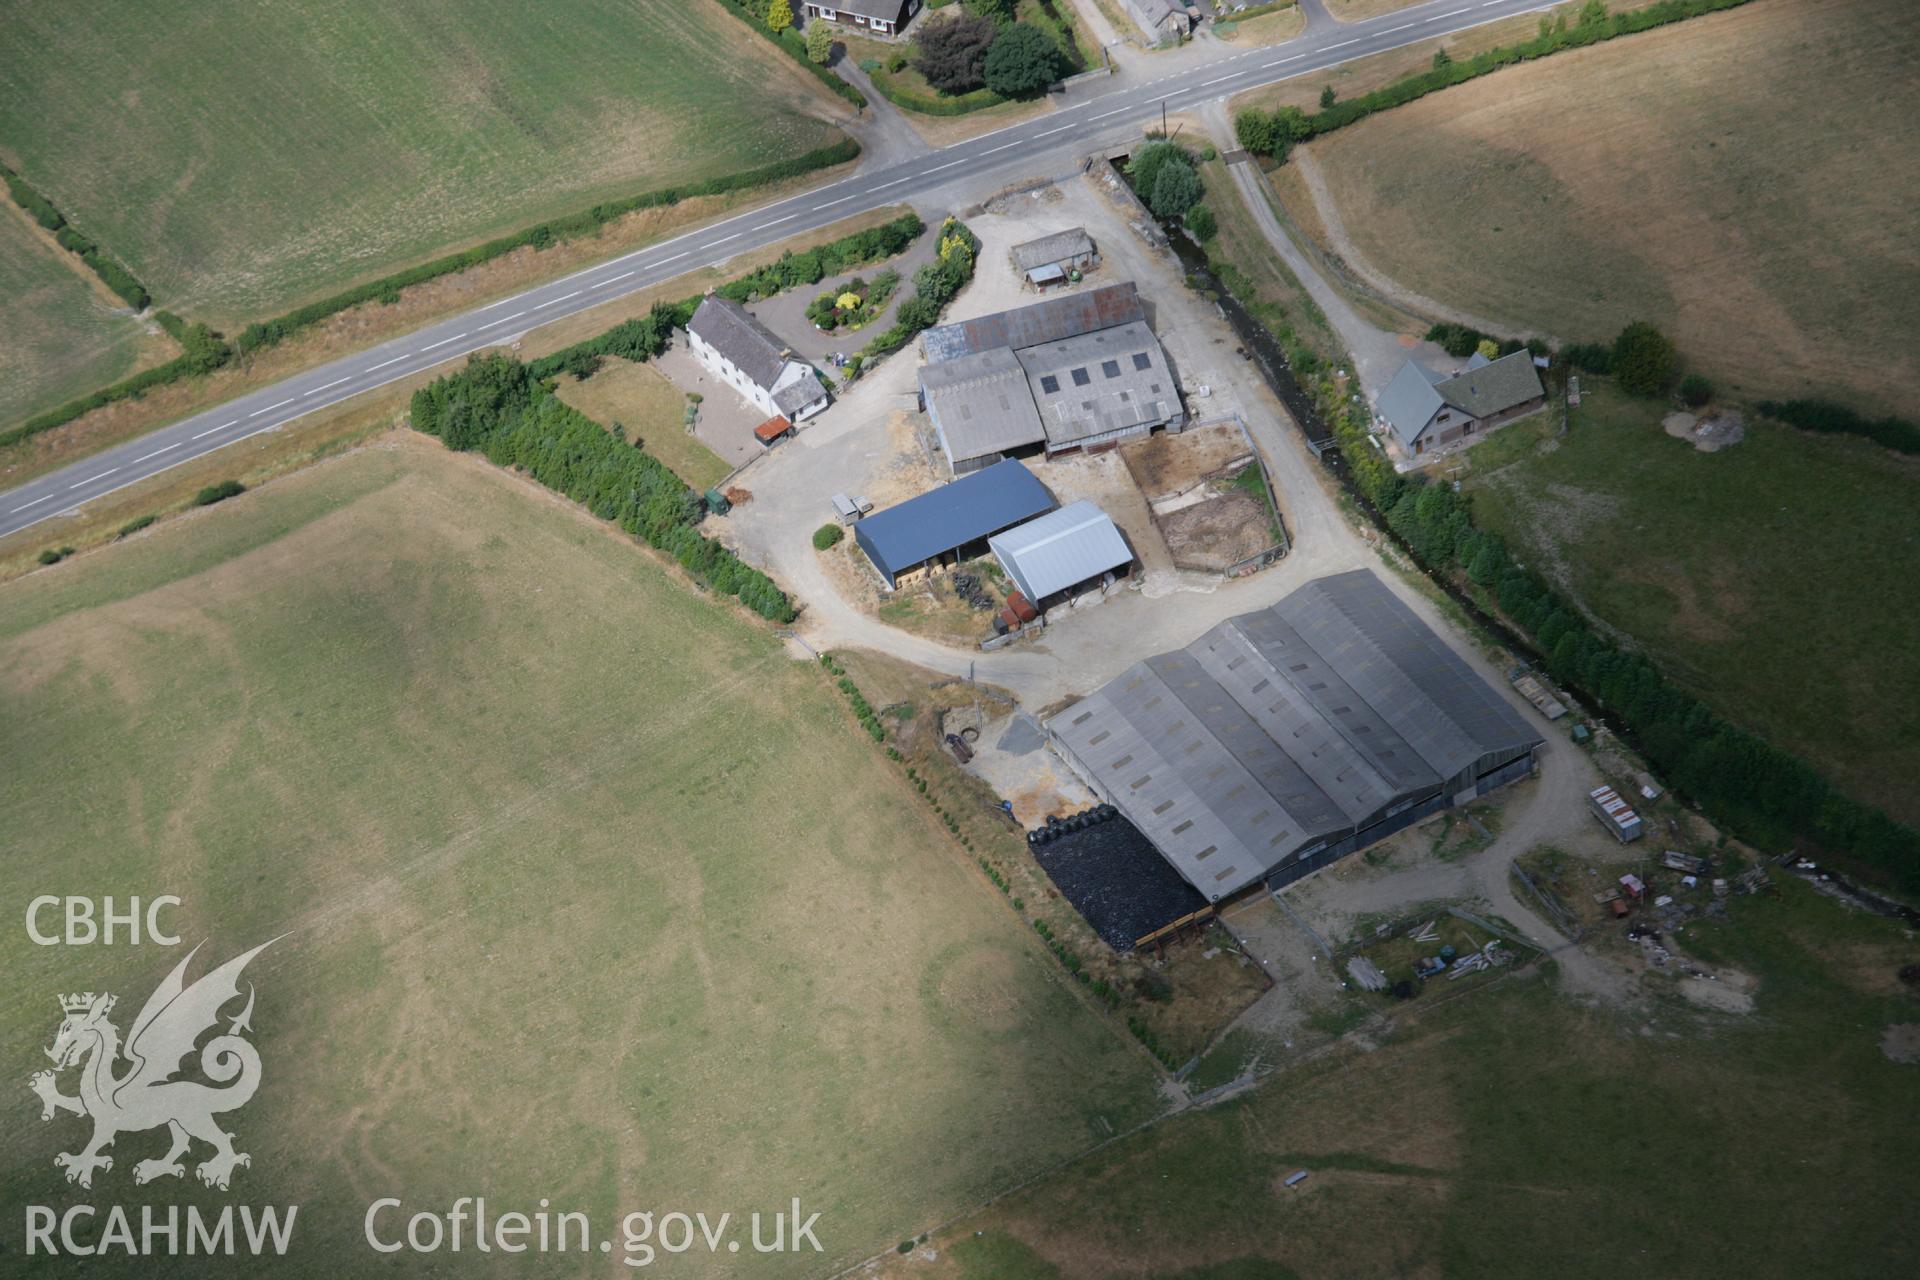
[685,296,828,424]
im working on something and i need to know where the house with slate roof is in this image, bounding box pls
[686,296,828,425]
[1375,350,1547,463]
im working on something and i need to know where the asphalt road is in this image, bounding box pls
[1,0,1557,541]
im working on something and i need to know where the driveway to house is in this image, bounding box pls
[4,0,1572,541]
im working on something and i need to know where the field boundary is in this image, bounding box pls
[0,140,862,453]
[1233,0,1756,153]
[1198,162,1920,896]
[0,161,153,310]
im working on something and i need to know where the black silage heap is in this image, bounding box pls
[1029,807,1207,951]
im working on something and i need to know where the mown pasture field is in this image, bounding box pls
[1462,384,1920,827]
[1291,0,1920,413]
[0,0,850,329]
[0,441,1162,1276]
[874,874,1920,1279]
[0,209,158,428]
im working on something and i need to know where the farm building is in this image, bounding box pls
[686,296,828,424]
[989,500,1133,610]
[802,1,920,38]
[920,348,1047,476]
[855,458,1056,589]
[1126,0,1198,43]
[1019,321,1181,453]
[1376,350,1546,460]
[1047,570,1542,902]
[1010,228,1098,289]
[917,282,1184,475]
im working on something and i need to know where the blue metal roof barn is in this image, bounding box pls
[989,500,1132,604]
[855,459,1056,588]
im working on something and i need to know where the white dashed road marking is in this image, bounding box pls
[419,333,466,351]
[249,398,295,417]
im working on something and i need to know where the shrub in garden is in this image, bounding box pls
[812,523,845,550]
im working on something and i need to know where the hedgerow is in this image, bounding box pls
[236,137,861,354]
[0,162,152,309]
[1234,0,1756,156]
[412,348,794,621]
[1757,399,1920,456]
[0,318,233,451]
[1342,404,1920,891]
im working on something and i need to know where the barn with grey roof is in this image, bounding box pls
[1047,570,1541,901]
[918,282,1184,474]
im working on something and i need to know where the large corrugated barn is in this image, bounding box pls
[1047,570,1542,901]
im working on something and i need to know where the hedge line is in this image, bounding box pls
[411,348,795,621]
[1234,0,1754,154]
[709,0,869,107]
[870,75,1004,117]
[527,212,928,382]
[0,315,233,451]
[1205,231,1920,889]
[236,137,861,354]
[1758,399,1920,456]
[0,162,153,309]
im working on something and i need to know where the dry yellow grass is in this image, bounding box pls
[555,358,732,492]
[1289,0,1920,410]
[0,442,1165,1275]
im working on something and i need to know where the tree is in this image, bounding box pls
[1679,372,1713,407]
[1127,140,1190,203]
[1184,204,1217,242]
[1235,110,1282,158]
[1475,338,1500,360]
[767,0,793,33]
[1149,160,1202,220]
[915,12,998,93]
[1611,321,1678,396]
[1319,85,1337,109]
[983,24,1061,98]
[806,22,834,64]
[964,0,1017,20]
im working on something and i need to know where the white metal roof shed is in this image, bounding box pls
[989,500,1132,602]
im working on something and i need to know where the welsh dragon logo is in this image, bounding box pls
[28,939,277,1191]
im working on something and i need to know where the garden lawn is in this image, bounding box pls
[0,0,849,327]
[555,357,733,493]
[0,441,1162,1277]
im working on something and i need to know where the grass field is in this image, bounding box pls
[555,358,733,492]
[0,0,849,328]
[1461,384,1920,827]
[878,875,1920,1279]
[1292,0,1920,412]
[0,207,158,427]
[0,442,1163,1275]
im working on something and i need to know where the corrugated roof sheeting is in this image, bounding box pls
[920,348,1047,462]
[989,500,1131,600]
[922,282,1144,364]
[1017,321,1180,446]
[1010,228,1095,273]
[855,459,1056,587]
[1048,570,1541,900]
